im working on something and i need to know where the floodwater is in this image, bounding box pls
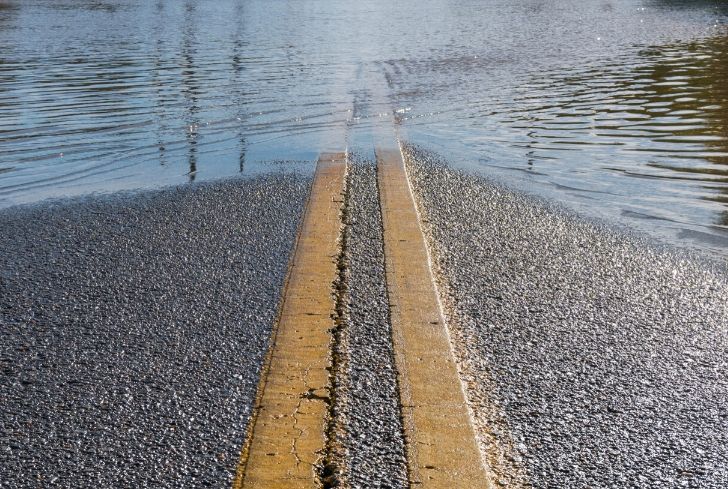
[1,0,727,256]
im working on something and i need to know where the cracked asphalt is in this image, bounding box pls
[0,172,310,488]
[331,156,408,488]
[404,144,728,488]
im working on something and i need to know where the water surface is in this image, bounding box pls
[1,0,727,256]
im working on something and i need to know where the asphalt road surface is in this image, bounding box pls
[0,172,310,488]
[404,144,728,489]
[4,146,728,488]
[331,156,408,488]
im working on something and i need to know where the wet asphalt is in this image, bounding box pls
[404,144,728,489]
[3,143,728,489]
[330,156,408,488]
[0,172,310,488]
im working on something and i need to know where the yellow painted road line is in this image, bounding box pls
[234,153,346,489]
[377,145,493,488]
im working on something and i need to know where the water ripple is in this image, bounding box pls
[1,0,728,255]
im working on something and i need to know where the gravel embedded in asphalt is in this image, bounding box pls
[332,157,408,488]
[0,172,310,488]
[404,144,728,489]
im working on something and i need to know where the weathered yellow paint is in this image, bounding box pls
[377,145,493,488]
[234,153,346,489]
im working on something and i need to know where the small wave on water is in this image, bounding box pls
[385,4,728,256]
[1,0,728,257]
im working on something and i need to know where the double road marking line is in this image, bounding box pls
[233,153,346,488]
[235,147,491,488]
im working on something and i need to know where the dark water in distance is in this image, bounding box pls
[1,0,728,257]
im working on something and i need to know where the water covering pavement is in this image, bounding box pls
[1,0,728,256]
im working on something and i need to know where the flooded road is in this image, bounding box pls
[1,0,727,256]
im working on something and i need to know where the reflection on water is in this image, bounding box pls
[386,4,728,255]
[449,33,728,239]
[0,0,727,256]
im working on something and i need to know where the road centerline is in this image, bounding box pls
[376,143,493,488]
[234,152,346,489]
